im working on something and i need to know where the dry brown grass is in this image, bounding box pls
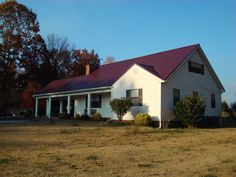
[0,122,235,177]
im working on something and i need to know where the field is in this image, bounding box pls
[0,121,235,177]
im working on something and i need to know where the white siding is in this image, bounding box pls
[74,95,86,115]
[111,64,163,121]
[93,93,112,118]
[74,93,112,118]
[161,49,222,121]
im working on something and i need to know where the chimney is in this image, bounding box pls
[85,64,90,76]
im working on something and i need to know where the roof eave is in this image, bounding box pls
[197,47,225,92]
[33,86,112,98]
[165,44,200,81]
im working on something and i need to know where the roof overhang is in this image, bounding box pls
[33,86,112,98]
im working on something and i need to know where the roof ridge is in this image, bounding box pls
[101,44,199,67]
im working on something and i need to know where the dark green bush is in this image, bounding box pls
[91,112,102,121]
[174,96,205,128]
[59,113,71,119]
[59,113,65,119]
[134,113,152,126]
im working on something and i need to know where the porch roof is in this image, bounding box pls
[35,44,199,96]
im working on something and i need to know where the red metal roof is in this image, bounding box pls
[36,44,199,95]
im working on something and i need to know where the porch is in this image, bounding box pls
[34,89,112,118]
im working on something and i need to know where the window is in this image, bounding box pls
[173,89,180,106]
[211,94,216,108]
[91,94,102,108]
[193,91,198,97]
[126,89,143,106]
[188,61,204,75]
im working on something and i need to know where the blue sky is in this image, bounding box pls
[1,0,236,103]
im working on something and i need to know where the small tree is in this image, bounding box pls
[230,102,236,117]
[221,101,231,117]
[174,96,205,128]
[109,98,133,121]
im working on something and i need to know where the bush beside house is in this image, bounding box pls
[174,96,205,128]
[110,98,133,121]
[91,112,102,121]
[134,113,152,126]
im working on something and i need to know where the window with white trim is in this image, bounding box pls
[126,89,143,106]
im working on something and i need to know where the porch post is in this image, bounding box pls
[59,100,63,114]
[35,97,38,117]
[87,93,91,116]
[67,95,71,115]
[46,97,51,118]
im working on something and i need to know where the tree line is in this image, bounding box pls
[0,1,104,115]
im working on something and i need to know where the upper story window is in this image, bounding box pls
[91,94,102,108]
[211,94,216,108]
[188,61,204,75]
[126,89,143,106]
[173,88,180,106]
[193,91,198,97]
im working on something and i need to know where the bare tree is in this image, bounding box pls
[104,56,116,64]
[42,34,74,83]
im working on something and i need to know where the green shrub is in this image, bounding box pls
[134,113,152,126]
[110,97,133,121]
[75,113,81,120]
[174,96,205,128]
[59,113,65,119]
[91,112,102,121]
[58,113,71,119]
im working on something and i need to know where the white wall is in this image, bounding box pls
[74,92,112,118]
[161,49,223,121]
[74,95,86,115]
[93,93,112,118]
[111,64,163,121]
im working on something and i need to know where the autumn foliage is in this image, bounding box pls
[0,1,100,115]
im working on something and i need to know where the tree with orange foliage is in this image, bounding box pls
[70,49,100,77]
[20,82,39,110]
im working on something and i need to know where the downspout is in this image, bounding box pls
[159,82,163,129]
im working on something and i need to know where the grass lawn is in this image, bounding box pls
[0,121,235,177]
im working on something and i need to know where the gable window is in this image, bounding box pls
[193,91,198,97]
[188,61,204,75]
[173,89,180,106]
[91,94,102,108]
[211,94,216,108]
[126,89,143,106]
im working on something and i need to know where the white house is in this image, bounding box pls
[33,44,225,127]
